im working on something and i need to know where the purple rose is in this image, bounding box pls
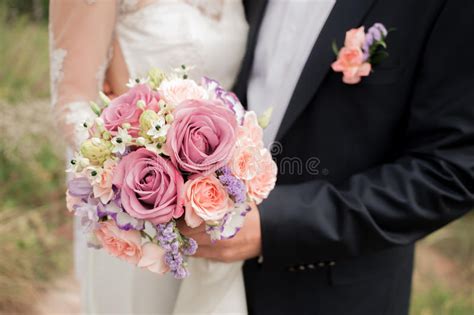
[112,148,184,224]
[166,99,237,174]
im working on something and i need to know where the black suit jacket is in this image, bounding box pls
[235,1,474,314]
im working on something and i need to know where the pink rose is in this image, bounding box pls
[138,242,169,274]
[184,175,234,228]
[246,149,277,205]
[331,47,372,84]
[112,148,184,224]
[159,79,208,107]
[344,27,365,49]
[101,84,160,137]
[166,99,237,174]
[95,220,142,264]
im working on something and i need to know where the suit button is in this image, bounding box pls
[307,264,315,270]
[288,266,296,272]
[298,265,306,271]
[318,262,326,268]
[329,261,336,266]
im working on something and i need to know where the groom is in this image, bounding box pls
[183,0,474,314]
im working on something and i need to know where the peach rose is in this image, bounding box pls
[344,27,365,49]
[331,47,372,84]
[184,175,234,228]
[138,243,169,275]
[231,111,265,180]
[247,149,277,205]
[95,221,142,264]
[92,159,116,204]
[236,111,264,148]
[159,79,208,107]
[230,145,260,181]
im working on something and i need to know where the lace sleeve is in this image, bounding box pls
[49,0,118,148]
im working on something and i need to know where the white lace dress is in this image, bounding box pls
[49,0,248,313]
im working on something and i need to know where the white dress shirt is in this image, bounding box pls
[247,0,336,147]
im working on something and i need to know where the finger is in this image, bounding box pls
[188,231,213,246]
[177,221,206,237]
[194,245,237,263]
[194,245,221,261]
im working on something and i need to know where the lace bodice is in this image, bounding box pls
[49,0,248,148]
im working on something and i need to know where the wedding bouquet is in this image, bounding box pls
[65,67,277,279]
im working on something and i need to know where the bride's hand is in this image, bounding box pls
[178,204,262,263]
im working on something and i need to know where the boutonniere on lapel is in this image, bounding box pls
[331,23,390,84]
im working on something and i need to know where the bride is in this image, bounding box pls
[49,0,248,313]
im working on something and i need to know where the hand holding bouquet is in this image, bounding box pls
[66,68,277,278]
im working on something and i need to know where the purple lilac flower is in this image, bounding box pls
[362,23,388,61]
[217,166,247,203]
[182,237,198,256]
[373,23,388,37]
[157,221,191,279]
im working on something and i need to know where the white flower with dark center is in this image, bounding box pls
[111,127,132,154]
[67,152,90,173]
[86,166,103,185]
[145,141,168,156]
[147,117,169,139]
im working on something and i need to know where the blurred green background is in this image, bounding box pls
[0,1,472,314]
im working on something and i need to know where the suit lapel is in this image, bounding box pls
[274,0,378,141]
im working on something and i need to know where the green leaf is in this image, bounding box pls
[332,40,340,56]
[99,91,111,106]
[90,101,101,116]
[258,107,273,129]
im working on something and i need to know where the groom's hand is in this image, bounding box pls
[178,204,262,263]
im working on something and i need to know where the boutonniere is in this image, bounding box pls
[331,23,391,84]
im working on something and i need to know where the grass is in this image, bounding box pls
[0,203,72,312]
[0,5,472,315]
[427,213,474,271]
[0,97,71,312]
[411,285,473,315]
[0,6,72,313]
[0,6,50,102]
[411,213,474,315]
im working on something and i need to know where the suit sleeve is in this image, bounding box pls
[259,0,474,269]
